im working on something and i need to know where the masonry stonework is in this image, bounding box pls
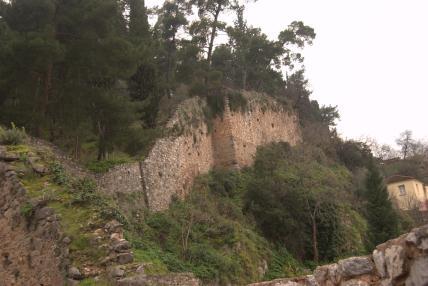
[227,97,301,167]
[98,163,143,197]
[141,123,214,211]
[99,92,301,211]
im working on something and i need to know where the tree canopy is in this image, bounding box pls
[0,0,318,161]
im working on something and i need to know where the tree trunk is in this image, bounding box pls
[74,135,81,160]
[311,214,319,263]
[97,121,107,161]
[97,138,106,161]
[181,211,194,259]
[34,64,53,137]
[32,75,42,136]
[242,68,247,90]
[166,33,177,97]
[206,3,222,66]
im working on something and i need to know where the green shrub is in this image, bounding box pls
[50,162,69,185]
[228,91,248,112]
[205,93,225,118]
[209,170,239,197]
[73,178,97,193]
[20,202,35,220]
[189,81,207,97]
[99,205,128,225]
[0,123,27,145]
[70,177,99,205]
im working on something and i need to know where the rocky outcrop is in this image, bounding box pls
[248,224,428,286]
[0,161,69,285]
[99,92,301,211]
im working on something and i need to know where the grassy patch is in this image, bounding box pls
[263,247,306,280]
[79,278,111,286]
[6,144,30,154]
[47,200,107,265]
[86,158,132,173]
[132,248,169,275]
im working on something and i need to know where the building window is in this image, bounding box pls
[398,184,406,196]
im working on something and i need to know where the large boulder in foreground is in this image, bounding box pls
[248,224,428,286]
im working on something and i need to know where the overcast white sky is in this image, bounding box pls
[147,0,428,146]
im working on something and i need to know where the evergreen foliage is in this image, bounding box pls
[364,166,400,247]
[0,0,318,161]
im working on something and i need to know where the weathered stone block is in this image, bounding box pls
[338,257,374,278]
[117,252,133,264]
[373,249,386,278]
[108,265,125,279]
[385,245,406,280]
[68,266,83,280]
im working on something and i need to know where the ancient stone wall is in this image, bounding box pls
[0,162,67,286]
[212,97,238,169]
[228,96,301,167]
[99,92,301,211]
[141,125,214,212]
[97,163,143,198]
[248,224,428,286]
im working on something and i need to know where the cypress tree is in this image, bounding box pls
[365,166,399,247]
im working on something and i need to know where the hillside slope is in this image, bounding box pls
[1,132,427,286]
[98,91,301,211]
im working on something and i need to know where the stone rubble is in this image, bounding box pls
[99,220,134,267]
[68,266,83,280]
[248,224,428,286]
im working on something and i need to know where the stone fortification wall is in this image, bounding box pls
[248,224,428,286]
[142,125,214,211]
[228,94,301,167]
[98,163,143,197]
[99,93,301,211]
[211,97,238,169]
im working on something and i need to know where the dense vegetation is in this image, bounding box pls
[124,139,415,284]
[1,1,427,285]
[0,0,318,164]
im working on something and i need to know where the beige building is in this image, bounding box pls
[386,175,428,211]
